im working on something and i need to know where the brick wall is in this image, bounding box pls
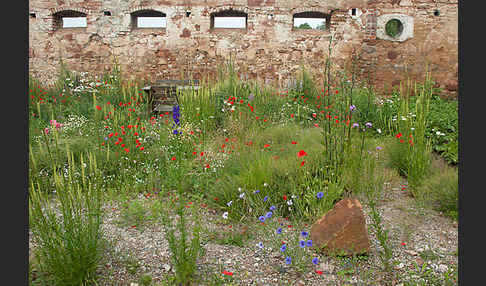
[28,0,458,97]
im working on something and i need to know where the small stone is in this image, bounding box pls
[438,264,448,273]
[404,250,418,256]
[394,262,405,270]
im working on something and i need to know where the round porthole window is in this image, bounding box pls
[385,19,404,38]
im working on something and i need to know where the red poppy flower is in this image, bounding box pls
[297,150,307,157]
[316,270,323,275]
[291,141,297,144]
[401,242,406,246]
[171,156,176,161]
[221,271,233,276]
[200,152,204,156]
[248,104,254,112]
[396,133,402,138]
[400,139,404,143]
[140,147,144,151]
[264,144,270,148]
[291,113,294,118]
[301,160,306,167]
[283,195,287,200]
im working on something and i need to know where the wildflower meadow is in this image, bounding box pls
[28,58,458,285]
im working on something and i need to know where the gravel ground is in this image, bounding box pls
[30,179,458,286]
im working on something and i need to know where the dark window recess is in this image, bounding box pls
[434,10,440,16]
[104,11,112,16]
[30,13,36,18]
[352,8,357,16]
[211,10,248,29]
[293,11,330,31]
[131,9,167,29]
[52,10,87,29]
[186,11,191,17]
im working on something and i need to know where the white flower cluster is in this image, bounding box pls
[64,71,114,94]
[61,114,89,134]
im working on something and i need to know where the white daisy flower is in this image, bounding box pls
[227,200,233,207]
[222,212,228,219]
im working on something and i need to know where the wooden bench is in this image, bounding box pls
[142,79,200,116]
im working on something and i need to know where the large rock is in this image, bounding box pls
[310,198,370,256]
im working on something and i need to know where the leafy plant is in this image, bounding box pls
[160,191,205,285]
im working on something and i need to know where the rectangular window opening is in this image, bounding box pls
[213,16,246,29]
[293,18,326,30]
[137,17,167,28]
[62,17,87,28]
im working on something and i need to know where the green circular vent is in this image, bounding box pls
[385,19,404,38]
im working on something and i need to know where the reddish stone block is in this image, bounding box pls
[310,198,370,256]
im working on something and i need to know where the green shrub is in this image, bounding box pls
[418,163,458,220]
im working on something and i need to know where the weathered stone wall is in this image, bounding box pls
[28,0,458,97]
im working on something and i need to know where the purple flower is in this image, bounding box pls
[280,244,287,252]
[254,190,260,194]
[306,240,313,247]
[265,211,273,219]
[352,123,359,128]
[259,216,266,223]
[258,242,263,249]
[301,231,308,237]
[299,240,306,248]
[350,105,356,111]
[365,122,372,128]
[316,192,324,199]
[276,227,283,234]
[263,196,268,202]
[285,256,292,265]
[312,257,319,265]
[376,146,382,151]
[270,205,276,211]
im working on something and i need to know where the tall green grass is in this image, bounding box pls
[29,151,104,285]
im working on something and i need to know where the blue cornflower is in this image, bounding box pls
[301,231,308,237]
[365,122,373,128]
[265,211,273,219]
[280,244,287,252]
[263,196,268,202]
[254,190,260,194]
[316,192,324,199]
[299,240,306,248]
[312,257,319,265]
[270,205,276,211]
[285,257,291,265]
[257,242,264,249]
[276,227,283,234]
[306,240,313,247]
[104,137,108,140]
[259,216,266,223]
